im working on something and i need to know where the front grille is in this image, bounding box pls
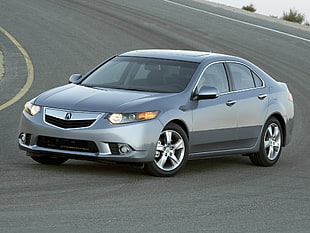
[45,115,95,129]
[37,136,99,153]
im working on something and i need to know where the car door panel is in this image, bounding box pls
[227,62,269,149]
[190,93,238,154]
[235,88,269,148]
[190,62,239,156]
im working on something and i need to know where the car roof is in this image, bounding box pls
[119,49,231,63]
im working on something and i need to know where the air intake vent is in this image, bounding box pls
[37,136,99,153]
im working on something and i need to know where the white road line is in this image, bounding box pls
[164,0,310,43]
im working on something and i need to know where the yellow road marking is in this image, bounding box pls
[0,26,34,110]
[0,50,4,81]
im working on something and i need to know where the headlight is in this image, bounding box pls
[108,111,159,124]
[24,101,41,116]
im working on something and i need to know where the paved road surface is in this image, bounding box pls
[0,0,309,232]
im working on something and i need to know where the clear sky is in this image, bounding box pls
[208,0,310,23]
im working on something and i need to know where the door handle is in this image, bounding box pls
[226,100,237,106]
[258,94,267,100]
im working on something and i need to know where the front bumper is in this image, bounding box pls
[19,109,164,163]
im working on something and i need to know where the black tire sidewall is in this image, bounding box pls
[28,152,68,165]
[253,117,283,166]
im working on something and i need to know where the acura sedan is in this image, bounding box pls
[19,50,294,176]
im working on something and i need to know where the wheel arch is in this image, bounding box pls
[166,119,189,139]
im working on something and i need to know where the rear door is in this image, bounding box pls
[226,62,269,148]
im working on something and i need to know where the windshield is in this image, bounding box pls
[81,56,199,93]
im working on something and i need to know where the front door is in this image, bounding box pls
[190,62,238,155]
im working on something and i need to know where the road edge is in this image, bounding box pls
[198,0,310,32]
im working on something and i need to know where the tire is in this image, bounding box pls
[144,123,189,177]
[250,117,283,166]
[28,152,68,165]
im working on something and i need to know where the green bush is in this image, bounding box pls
[282,8,305,24]
[242,4,256,12]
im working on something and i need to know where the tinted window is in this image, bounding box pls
[198,63,229,93]
[252,72,263,87]
[82,57,199,93]
[83,59,129,85]
[228,63,255,91]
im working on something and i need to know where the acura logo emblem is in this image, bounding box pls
[65,112,72,120]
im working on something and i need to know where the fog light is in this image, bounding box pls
[118,144,132,154]
[20,133,26,143]
[19,133,31,145]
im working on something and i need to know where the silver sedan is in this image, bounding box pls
[19,50,294,176]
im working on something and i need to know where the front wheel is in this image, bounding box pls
[144,123,189,177]
[250,117,283,166]
[28,152,68,165]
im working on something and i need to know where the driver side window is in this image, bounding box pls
[198,63,229,93]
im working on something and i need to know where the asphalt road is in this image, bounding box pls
[0,0,309,232]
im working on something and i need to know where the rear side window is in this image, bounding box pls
[252,72,263,87]
[228,63,255,91]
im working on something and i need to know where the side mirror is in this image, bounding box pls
[69,74,83,84]
[194,86,219,100]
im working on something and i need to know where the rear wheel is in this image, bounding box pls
[250,117,283,166]
[144,123,188,177]
[28,152,68,165]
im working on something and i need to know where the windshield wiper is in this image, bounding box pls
[121,88,146,92]
[81,84,109,91]
[82,85,158,92]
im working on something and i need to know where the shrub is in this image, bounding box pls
[282,8,305,24]
[242,4,256,12]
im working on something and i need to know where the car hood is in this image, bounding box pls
[34,84,175,112]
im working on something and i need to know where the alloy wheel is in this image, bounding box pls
[264,123,282,161]
[154,129,185,172]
